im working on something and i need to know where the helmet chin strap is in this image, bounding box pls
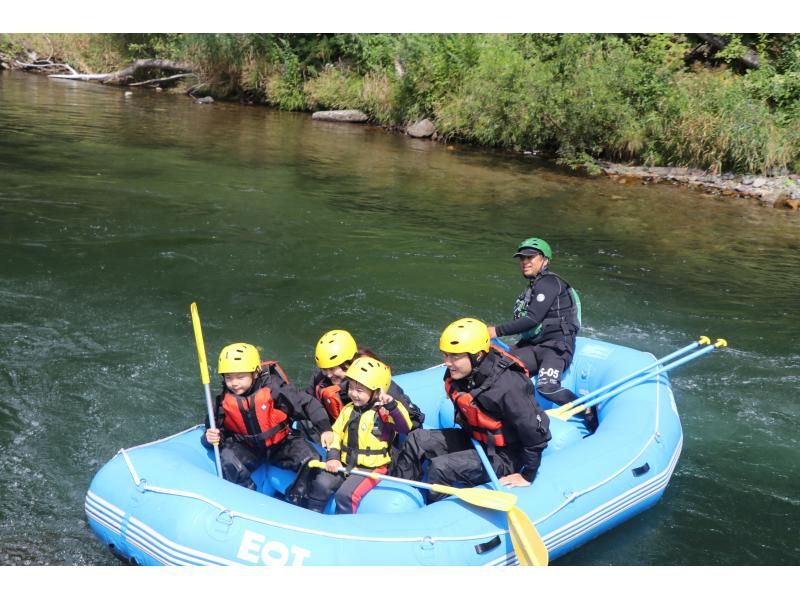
[469,351,487,371]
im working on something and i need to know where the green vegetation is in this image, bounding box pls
[4,33,800,175]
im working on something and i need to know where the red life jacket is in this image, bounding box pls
[445,348,529,447]
[221,361,291,449]
[315,382,347,421]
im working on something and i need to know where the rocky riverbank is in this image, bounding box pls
[594,162,800,210]
[390,113,800,211]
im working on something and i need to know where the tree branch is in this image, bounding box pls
[128,72,197,87]
[14,59,78,75]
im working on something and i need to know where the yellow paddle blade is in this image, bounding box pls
[545,403,578,421]
[508,506,549,566]
[553,404,589,421]
[546,401,575,416]
[190,302,210,385]
[431,484,518,512]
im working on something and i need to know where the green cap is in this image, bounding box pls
[514,237,552,260]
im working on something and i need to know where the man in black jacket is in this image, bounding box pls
[488,237,597,433]
[390,318,550,502]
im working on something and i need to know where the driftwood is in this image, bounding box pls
[49,59,195,85]
[14,59,78,75]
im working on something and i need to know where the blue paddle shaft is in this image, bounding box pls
[581,342,719,410]
[571,339,703,409]
[471,438,502,489]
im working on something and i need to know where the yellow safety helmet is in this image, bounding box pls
[345,356,391,393]
[218,343,261,374]
[439,318,491,355]
[315,329,358,369]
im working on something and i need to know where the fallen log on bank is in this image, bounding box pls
[48,59,195,86]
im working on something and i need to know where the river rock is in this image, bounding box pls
[406,119,437,138]
[752,177,767,188]
[312,109,368,123]
[193,96,214,104]
[783,198,800,210]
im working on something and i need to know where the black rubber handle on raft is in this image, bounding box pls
[474,535,502,554]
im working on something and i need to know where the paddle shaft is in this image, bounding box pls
[552,336,710,414]
[490,337,512,352]
[307,459,517,511]
[190,302,223,478]
[561,340,723,417]
[471,438,502,487]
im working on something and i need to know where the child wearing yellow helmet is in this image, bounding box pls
[308,330,359,424]
[305,357,413,514]
[202,342,332,503]
[306,330,424,435]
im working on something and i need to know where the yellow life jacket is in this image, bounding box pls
[331,403,404,469]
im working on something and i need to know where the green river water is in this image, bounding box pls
[0,69,798,566]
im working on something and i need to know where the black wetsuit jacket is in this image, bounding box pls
[449,350,551,482]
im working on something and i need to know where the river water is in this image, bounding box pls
[1,69,798,566]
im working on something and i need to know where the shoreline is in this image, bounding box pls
[4,64,799,211]
[392,119,800,211]
[591,161,800,210]
[291,108,800,211]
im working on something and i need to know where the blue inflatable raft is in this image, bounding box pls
[85,337,683,565]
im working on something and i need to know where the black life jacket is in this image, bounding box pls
[513,270,581,342]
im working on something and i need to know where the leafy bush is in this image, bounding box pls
[391,34,482,122]
[265,50,307,111]
[435,35,553,148]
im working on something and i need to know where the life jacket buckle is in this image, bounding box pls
[135,478,148,494]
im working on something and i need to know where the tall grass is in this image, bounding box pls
[651,71,795,173]
[304,66,394,123]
